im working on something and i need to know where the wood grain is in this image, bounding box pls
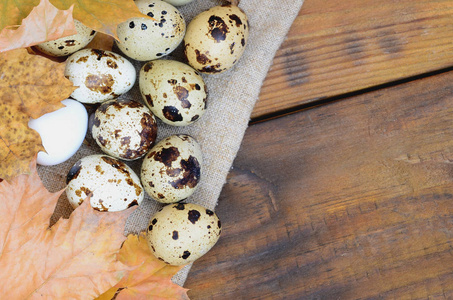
[253,0,453,119]
[185,70,453,298]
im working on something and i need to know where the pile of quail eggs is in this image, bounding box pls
[34,0,249,266]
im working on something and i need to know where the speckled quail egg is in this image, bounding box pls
[184,5,249,74]
[163,0,195,6]
[65,49,136,104]
[141,134,202,203]
[139,60,208,126]
[92,99,158,160]
[116,0,186,61]
[147,202,221,265]
[35,20,96,57]
[66,154,144,211]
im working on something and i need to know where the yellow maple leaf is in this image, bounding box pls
[0,48,76,180]
[97,234,190,300]
[0,157,135,298]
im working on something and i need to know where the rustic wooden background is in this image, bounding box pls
[185,0,453,298]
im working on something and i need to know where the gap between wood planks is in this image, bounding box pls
[251,64,453,125]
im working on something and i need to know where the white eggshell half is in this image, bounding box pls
[116,0,186,61]
[147,202,221,265]
[184,5,249,74]
[163,0,195,6]
[28,99,87,166]
[65,49,136,104]
[66,154,144,211]
[139,59,208,126]
[141,134,202,203]
[35,20,97,57]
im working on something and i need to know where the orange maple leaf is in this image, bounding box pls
[85,32,115,51]
[97,234,190,300]
[0,157,135,298]
[0,0,152,42]
[0,48,76,180]
[0,0,76,52]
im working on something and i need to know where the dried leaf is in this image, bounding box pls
[97,234,190,300]
[0,0,152,40]
[0,0,76,52]
[86,32,115,51]
[0,157,135,298]
[0,48,76,180]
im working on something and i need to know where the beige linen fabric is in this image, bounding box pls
[37,0,304,287]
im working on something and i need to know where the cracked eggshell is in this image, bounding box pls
[139,59,208,126]
[147,202,221,265]
[163,0,195,6]
[184,5,249,74]
[66,154,144,211]
[116,0,186,61]
[65,49,136,104]
[92,99,158,160]
[141,134,202,203]
[35,20,97,57]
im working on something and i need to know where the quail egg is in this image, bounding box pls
[141,134,202,203]
[66,154,144,211]
[140,59,208,126]
[116,0,186,61]
[184,5,249,74]
[65,49,136,104]
[147,202,221,265]
[35,20,96,57]
[92,99,158,160]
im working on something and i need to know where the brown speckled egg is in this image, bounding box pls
[116,0,186,61]
[139,60,208,126]
[147,202,221,265]
[65,49,136,104]
[92,99,158,160]
[184,5,249,74]
[66,154,144,211]
[141,134,202,203]
[35,20,96,57]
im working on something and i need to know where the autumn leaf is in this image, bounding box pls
[0,157,135,298]
[0,0,152,40]
[0,0,76,53]
[0,48,75,180]
[97,234,190,300]
[86,32,115,51]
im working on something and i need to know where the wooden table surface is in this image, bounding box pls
[185,0,453,298]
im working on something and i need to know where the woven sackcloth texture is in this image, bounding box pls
[37,0,304,287]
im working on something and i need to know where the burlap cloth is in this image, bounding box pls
[37,0,304,287]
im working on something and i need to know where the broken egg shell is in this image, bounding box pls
[92,99,158,160]
[28,99,87,166]
[184,5,249,74]
[147,202,221,265]
[35,20,97,57]
[141,134,202,203]
[162,0,195,6]
[66,154,144,212]
[116,0,186,61]
[139,59,208,126]
[65,48,136,104]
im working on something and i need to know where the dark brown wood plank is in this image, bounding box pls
[253,0,453,119]
[186,71,453,298]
